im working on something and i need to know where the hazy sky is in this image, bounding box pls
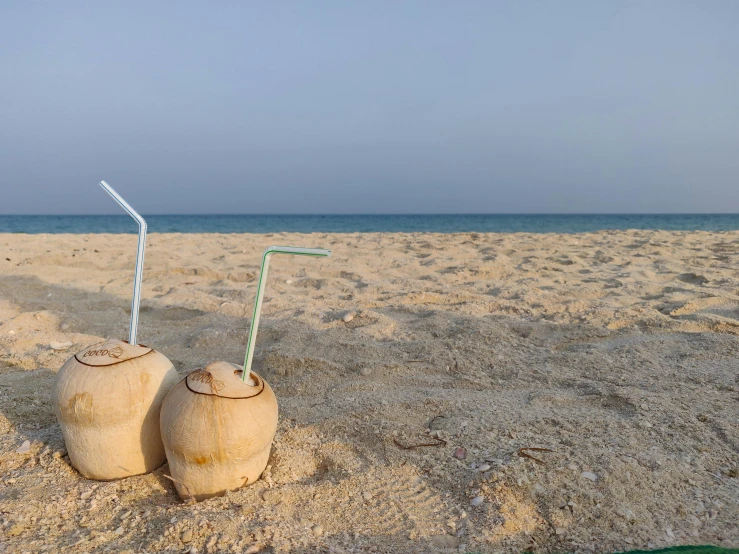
[1,1,738,214]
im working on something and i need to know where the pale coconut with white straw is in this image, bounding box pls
[160,246,330,501]
[52,181,179,480]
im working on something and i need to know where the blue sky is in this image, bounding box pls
[1,1,738,214]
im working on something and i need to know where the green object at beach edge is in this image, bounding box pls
[465,547,739,554]
[615,546,739,554]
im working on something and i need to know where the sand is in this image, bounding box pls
[0,230,737,553]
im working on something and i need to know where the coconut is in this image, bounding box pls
[160,361,278,502]
[52,338,180,480]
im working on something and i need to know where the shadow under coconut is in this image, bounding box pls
[0,274,133,340]
[0,367,62,448]
[0,275,311,374]
[0,274,217,350]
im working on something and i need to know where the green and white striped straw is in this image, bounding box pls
[242,246,331,381]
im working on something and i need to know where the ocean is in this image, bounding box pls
[1,214,739,234]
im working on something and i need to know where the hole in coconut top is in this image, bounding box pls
[234,369,258,386]
[121,339,148,348]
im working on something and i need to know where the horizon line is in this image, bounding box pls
[3,213,739,217]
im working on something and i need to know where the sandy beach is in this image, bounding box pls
[0,230,738,553]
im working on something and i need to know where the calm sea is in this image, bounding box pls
[1,214,739,234]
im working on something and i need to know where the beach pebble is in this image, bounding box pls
[477,464,491,472]
[181,530,193,543]
[470,495,484,507]
[8,329,15,335]
[453,447,467,460]
[581,471,598,482]
[343,312,355,323]
[362,491,373,501]
[360,366,373,376]
[567,463,578,471]
[555,527,567,535]
[15,440,30,454]
[49,341,73,351]
[60,322,70,331]
[80,489,93,500]
[245,546,260,554]
[311,523,324,536]
[285,279,293,284]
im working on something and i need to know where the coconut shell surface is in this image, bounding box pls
[160,361,278,502]
[52,339,180,480]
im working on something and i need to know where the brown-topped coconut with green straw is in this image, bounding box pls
[52,181,179,480]
[160,246,330,502]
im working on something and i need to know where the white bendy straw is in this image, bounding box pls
[99,180,147,346]
[242,246,331,380]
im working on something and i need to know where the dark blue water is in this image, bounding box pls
[1,214,739,234]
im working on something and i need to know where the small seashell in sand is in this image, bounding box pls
[49,341,73,351]
[470,495,484,506]
[16,440,31,454]
[343,312,355,323]
[60,323,70,331]
[581,471,598,481]
[453,447,467,460]
[311,524,324,536]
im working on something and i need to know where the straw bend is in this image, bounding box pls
[99,180,147,346]
[242,245,331,380]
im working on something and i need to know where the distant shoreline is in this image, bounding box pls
[2,213,739,234]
